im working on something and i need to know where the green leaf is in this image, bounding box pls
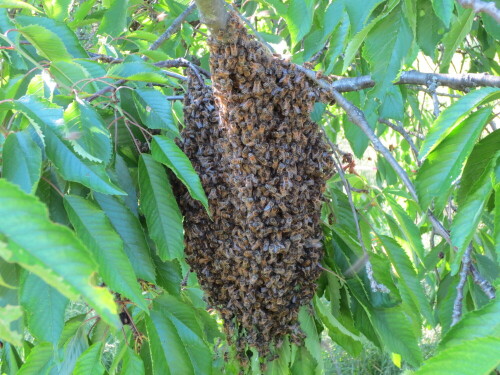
[372,306,423,367]
[151,135,209,214]
[419,88,500,159]
[17,342,54,375]
[17,24,72,61]
[133,88,180,136]
[108,61,170,84]
[285,0,314,46]
[416,107,492,210]
[0,1,41,13]
[0,305,23,346]
[154,258,182,295]
[94,193,156,283]
[441,297,500,349]
[313,296,363,356]
[417,0,445,58]
[414,337,500,375]
[2,130,42,194]
[42,0,71,21]
[431,0,454,27]
[98,0,129,37]
[56,324,89,375]
[0,180,119,328]
[63,195,147,310]
[138,154,184,261]
[9,96,124,195]
[385,195,426,264]
[15,16,87,58]
[72,342,105,375]
[440,9,474,72]
[458,130,500,205]
[363,5,413,98]
[291,346,317,375]
[145,295,212,375]
[20,273,68,345]
[495,183,500,263]
[378,236,435,325]
[50,61,97,94]
[342,0,399,73]
[121,346,145,375]
[298,307,323,373]
[266,338,291,375]
[450,161,494,274]
[63,100,112,164]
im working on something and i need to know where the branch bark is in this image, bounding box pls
[451,245,473,326]
[193,0,229,31]
[456,0,500,22]
[149,3,197,51]
[330,70,500,92]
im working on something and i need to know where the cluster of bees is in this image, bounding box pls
[177,13,333,364]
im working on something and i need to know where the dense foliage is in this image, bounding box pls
[0,0,499,374]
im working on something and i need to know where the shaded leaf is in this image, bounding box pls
[94,193,156,283]
[17,342,54,375]
[431,0,454,27]
[0,180,119,328]
[138,154,184,261]
[419,88,499,159]
[17,24,72,61]
[152,135,209,213]
[378,236,435,325]
[121,346,145,375]
[72,342,105,375]
[0,305,23,346]
[145,295,212,375]
[64,100,112,164]
[416,107,492,210]
[133,88,179,136]
[10,96,124,195]
[2,130,42,193]
[20,273,68,345]
[64,195,147,310]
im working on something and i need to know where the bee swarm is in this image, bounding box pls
[178,13,333,362]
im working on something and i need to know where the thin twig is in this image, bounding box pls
[149,3,197,51]
[407,85,462,98]
[378,118,421,164]
[470,266,496,299]
[456,0,500,22]
[328,135,389,293]
[451,245,473,326]
[88,52,123,64]
[41,176,64,198]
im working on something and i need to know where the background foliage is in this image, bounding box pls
[0,0,499,374]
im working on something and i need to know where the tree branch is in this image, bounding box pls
[451,245,473,326]
[470,266,496,299]
[297,67,498,302]
[193,0,229,31]
[149,3,197,51]
[378,118,421,164]
[329,70,500,92]
[329,139,389,293]
[456,0,500,22]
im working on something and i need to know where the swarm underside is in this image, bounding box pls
[178,13,333,360]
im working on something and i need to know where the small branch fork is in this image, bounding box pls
[451,245,473,326]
